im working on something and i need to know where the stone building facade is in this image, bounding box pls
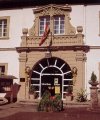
[16,4,89,100]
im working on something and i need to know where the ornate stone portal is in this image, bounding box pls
[16,4,89,100]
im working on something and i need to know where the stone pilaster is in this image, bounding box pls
[75,52,86,92]
[76,26,84,45]
[17,28,29,100]
[18,51,27,100]
[20,28,28,47]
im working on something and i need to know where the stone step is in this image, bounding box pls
[17,99,90,108]
[17,99,40,105]
[65,101,90,107]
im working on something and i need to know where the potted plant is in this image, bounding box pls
[29,85,36,99]
[89,71,99,86]
[38,91,63,112]
[52,94,63,111]
[76,89,87,102]
[38,90,51,112]
[66,86,73,101]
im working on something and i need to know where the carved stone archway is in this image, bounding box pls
[30,57,73,99]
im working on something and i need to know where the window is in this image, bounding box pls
[0,16,10,39]
[54,16,65,35]
[0,66,5,75]
[99,11,100,36]
[39,16,50,35]
[0,63,8,75]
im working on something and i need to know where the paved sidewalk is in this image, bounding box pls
[0,102,100,120]
[0,102,37,118]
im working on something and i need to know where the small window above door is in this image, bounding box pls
[54,15,65,35]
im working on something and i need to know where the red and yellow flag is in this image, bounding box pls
[39,24,50,46]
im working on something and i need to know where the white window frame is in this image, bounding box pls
[99,11,100,36]
[0,16,10,39]
[99,62,100,85]
[39,16,50,36]
[54,16,65,35]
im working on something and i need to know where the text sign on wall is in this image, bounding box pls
[55,86,60,94]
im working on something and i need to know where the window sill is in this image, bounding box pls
[0,37,10,40]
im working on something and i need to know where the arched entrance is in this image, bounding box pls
[31,57,73,99]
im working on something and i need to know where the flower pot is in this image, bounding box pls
[66,95,72,101]
[29,94,34,99]
[29,94,36,99]
[89,81,99,87]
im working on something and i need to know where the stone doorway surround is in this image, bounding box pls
[16,4,89,100]
[30,57,73,99]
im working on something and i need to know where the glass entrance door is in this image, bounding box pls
[41,75,62,97]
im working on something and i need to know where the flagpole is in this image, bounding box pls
[48,32,52,51]
[46,32,52,58]
[49,32,52,47]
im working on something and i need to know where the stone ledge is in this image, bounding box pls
[64,101,90,108]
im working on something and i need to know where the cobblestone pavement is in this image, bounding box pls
[0,103,100,120]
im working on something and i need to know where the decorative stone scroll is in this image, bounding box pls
[72,67,77,85]
[29,4,76,37]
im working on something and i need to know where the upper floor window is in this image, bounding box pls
[54,16,65,35]
[0,16,10,39]
[39,16,50,35]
